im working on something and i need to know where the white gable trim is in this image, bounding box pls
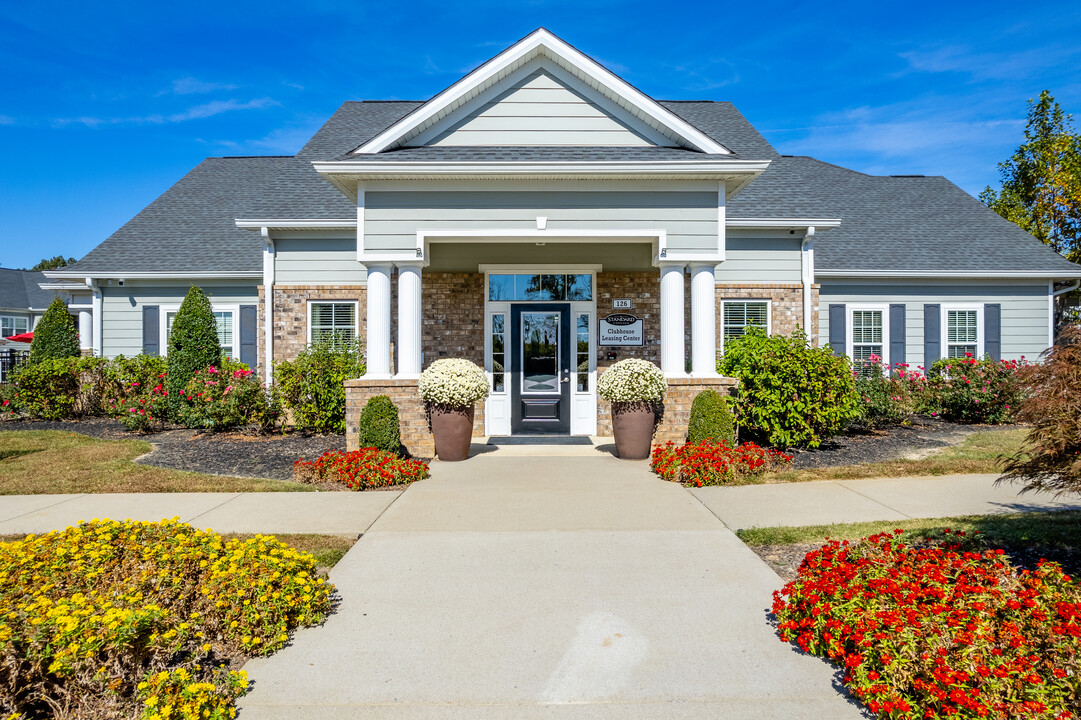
[355,29,729,155]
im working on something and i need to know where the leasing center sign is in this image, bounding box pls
[599,313,644,346]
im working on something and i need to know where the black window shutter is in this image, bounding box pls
[142,305,159,356]
[828,304,846,356]
[239,305,258,370]
[889,304,906,370]
[924,304,941,369]
[984,303,1001,361]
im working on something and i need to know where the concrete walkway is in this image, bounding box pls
[237,455,868,719]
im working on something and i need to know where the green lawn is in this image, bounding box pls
[0,430,311,494]
[758,428,1026,484]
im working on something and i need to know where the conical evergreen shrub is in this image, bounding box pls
[166,286,221,408]
[29,297,80,363]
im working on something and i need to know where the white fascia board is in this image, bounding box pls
[354,29,728,155]
[817,270,1081,279]
[38,282,88,290]
[235,219,358,230]
[44,271,263,280]
[726,218,842,230]
[314,160,769,179]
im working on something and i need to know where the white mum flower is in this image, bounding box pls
[597,358,667,403]
[418,358,491,406]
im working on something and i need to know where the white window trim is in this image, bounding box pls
[720,299,772,352]
[847,304,890,370]
[159,304,240,359]
[485,306,510,395]
[941,304,984,360]
[305,300,360,345]
[1,315,30,338]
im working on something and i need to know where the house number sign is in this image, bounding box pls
[612,298,633,309]
[599,313,644,346]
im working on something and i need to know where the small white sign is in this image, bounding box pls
[599,313,644,346]
[612,298,633,309]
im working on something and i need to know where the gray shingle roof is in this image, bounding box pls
[64,157,354,275]
[728,156,1081,276]
[659,101,779,159]
[297,101,423,159]
[0,269,55,310]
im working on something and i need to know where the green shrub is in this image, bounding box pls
[718,328,859,449]
[175,361,281,432]
[6,358,80,420]
[275,337,365,434]
[687,389,736,445]
[28,297,80,363]
[166,286,221,411]
[851,358,926,429]
[925,355,1025,424]
[357,395,402,452]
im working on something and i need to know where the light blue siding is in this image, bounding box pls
[718,236,803,283]
[101,284,258,358]
[818,281,1049,368]
[275,238,367,285]
[364,189,718,253]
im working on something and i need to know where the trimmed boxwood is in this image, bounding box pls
[687,389,736,446]
[28,297,80,363]
[356,395,403,453]
[166,286,221,411]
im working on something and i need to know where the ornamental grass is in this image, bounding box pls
[293,448,429,490]
[0,518,334,719]
[773,530,1081,720]
[650,439,792,487]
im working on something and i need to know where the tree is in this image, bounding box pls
[26,255,77,272]
[980,90,1081,262]
[29,297,80,363]
[166,286,221,409]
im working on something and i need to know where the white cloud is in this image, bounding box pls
[0,115,15,125]
[899,44,1081,81]
[663,57,739,92]
[169,77,240,95]
[51,97,280,128]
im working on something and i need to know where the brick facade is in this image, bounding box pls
[595,271,661,369]
[422,273,485,367]
[716,283,820,348]
[264,285,366,363]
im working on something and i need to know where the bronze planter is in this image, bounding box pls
[611,402,656,460]
[429,404,475,461]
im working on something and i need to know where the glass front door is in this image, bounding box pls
[511,304,571,434]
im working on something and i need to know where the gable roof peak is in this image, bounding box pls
[353,29,731,156]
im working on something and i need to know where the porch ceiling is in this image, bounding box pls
[426,241,655,273]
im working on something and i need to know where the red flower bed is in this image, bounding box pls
[293,448,429,490]
[650,439,792,486]
[773,530,1081,719]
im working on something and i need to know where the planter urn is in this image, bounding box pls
[429,404,475,461]
[611,402,656,460]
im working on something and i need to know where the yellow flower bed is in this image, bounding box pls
[0,519,333,719]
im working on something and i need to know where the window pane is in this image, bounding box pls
[576,314,590,392]
[488,275,514,301]
[948,310,978,343]
[491,314,505,392]
[566,274,593,301]
[723,302,768,344]
[852,311,882,344]
[948,345,978,358]
[522,312,559,393]
[310,303,355,344]
[214,311,233,359]
[519,274,564,301]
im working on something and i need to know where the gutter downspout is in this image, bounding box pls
[262,228,275,386]
[801,227,816,338]
[1050,279,1081,345]
[85,277,102,358]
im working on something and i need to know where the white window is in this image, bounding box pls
[161,305,239,359]
[942,305,983,359]
[721,300,770,350]
[490,312,506,393]
[1,315,29,338]
[308,301,358,345]
[847,305,889,375]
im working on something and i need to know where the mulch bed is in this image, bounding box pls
[786,417,1015,470]
[0,418,344,482]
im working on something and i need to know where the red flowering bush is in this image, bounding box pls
[773,530,1081,719]
[650,439,792,486]
[174,363,281,432]
[110,376,169,432]
[293,448,429,490]
[926,355,1026,424]
[853,356,929,428]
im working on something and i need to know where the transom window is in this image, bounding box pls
[488,274,592,302]
[163,307,237,359]
[1,315,29,338]
[722,301,769,349]
[947,309,979,358]
[309,302,357,344]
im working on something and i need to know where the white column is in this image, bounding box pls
[396,263,423,378]
[690,263,717,376]
[78,310,93,351]
[365,263,393,377]
[659,262,687,377]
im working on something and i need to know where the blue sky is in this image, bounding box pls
[2,0,1080,269]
